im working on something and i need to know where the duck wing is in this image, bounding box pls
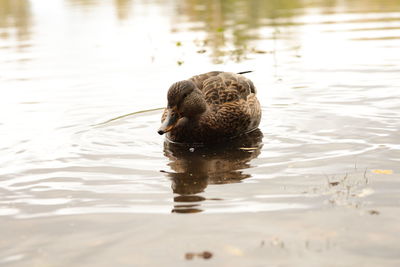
[200,95,261,137]
[188,71,222,87]
[192,72,261,136]
[189,72,256,106]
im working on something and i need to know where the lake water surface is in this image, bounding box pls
[1,0,400,266]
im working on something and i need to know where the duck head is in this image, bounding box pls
[158,80,207,135]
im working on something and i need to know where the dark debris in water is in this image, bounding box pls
[185,251,213,260]
[329,181,340,187]
[368,210,380,215]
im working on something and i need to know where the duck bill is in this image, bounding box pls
[158,109,179,135]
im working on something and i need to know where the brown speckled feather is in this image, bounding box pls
[189,72,256,106]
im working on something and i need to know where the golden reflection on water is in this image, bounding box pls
[113,0,133,20]
[163,129,263,213]
[0,0,31,42]
[67,0,133,20]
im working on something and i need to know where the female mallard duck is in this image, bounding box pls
[158,71,261,144]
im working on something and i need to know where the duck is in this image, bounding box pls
[158,71,261,144]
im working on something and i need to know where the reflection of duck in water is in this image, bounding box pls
[162,129,263,213]
[158,71,261,144]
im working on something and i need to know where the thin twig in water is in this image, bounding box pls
[324,173,331,186]
[92,107,164,127]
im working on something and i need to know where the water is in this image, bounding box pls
[1,0,400,266]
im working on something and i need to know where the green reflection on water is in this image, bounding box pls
[1,0,399,61]
[176,0,400,63]
[177,0,304,63]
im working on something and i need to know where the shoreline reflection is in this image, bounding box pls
[162,129,263,213]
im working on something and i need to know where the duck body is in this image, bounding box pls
[158,71,261,144]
